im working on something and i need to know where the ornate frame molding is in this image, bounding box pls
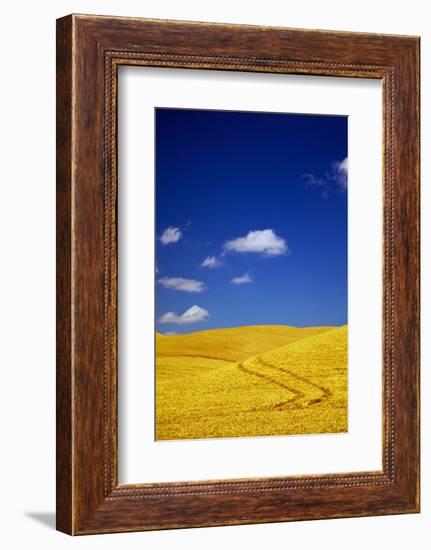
[57,15,419,534]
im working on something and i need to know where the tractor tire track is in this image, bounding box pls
[258,356,332,399]
[238,358,304,411]
[238,350,332,411]
[238,361,304,397]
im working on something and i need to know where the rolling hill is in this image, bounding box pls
[155,325,347,440]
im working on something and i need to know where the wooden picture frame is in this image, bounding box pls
[56,14,420,535]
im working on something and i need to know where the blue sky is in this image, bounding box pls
[155,108,347,334]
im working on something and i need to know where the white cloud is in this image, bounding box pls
[303,157,348,193]
[338,157,348,174]
[302,173,325,187]
[158,305,209,325]
[158,277,205,293]
[231,273,253,284]
[224,229,287,256]
[164,331,177,336]
[159,226,182,245]
[333,157,348,190]
[201,255,221,269]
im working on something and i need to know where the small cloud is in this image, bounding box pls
[303,157,348,194]
[303,173,325,187]
[332,157,348,190]
[158,305,209,325]
[164,331,177,336]
[159,226,182,245]
[224,229,287,256]
[231,273,253,285]
[158,277,205,293]
[201,255,221,269]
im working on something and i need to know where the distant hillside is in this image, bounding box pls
[156,324,334,363]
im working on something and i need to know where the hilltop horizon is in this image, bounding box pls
[156,322,347,337]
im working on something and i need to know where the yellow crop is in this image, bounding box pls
[156,325,347,440]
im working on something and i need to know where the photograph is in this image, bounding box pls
[155,107,348,441]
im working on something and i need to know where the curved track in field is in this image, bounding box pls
[238,349,332,411]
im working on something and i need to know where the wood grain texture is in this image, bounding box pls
[56,15,73,535]
[56,14,420,535]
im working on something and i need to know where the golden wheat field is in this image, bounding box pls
[155,325,347,440]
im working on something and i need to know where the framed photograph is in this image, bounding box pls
[56,14,420,534]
